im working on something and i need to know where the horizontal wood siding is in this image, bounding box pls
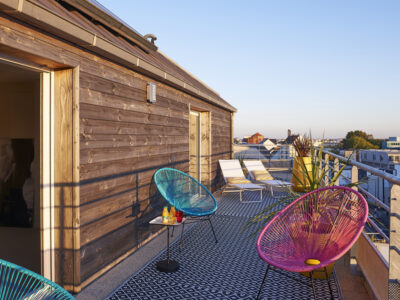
[0,14,232,286]
[79,73,231,281]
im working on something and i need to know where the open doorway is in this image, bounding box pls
[0,61,41,273]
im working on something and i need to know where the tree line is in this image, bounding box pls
[341,130,382,149]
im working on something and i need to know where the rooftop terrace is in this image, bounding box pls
[76,188,372,300]
[73,149,400,300]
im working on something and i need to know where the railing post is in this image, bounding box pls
[334,158,340,186]
[324,154,329,186]
[349,166,360,261]
[389,184,400,299]
[318,150,323,178]
[351,166,358,191]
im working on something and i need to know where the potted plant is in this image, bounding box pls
[291,135,311,192]
[243,133,350,235]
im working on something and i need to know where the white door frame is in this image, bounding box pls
[41,71,55,281]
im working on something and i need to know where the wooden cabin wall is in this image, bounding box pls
[0,13,232,287]
[78,70,232,282]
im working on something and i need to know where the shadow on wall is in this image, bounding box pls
[128,176,165,244]
[76,158,191,283]
[47,152,231,285]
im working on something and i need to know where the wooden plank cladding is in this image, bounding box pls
[78,70,231,284]
[0,3,234,292]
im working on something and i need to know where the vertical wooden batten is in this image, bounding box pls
[54,68,80,292]
[200,111,211,189]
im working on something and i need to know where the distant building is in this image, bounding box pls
[325,139,342,148]
[233,137,241,144]
[360,149,400,174]
[284,134,300,145]
[272,144,296,159]
[313,139,323,147]
[242,136,250,143]
[339,150,357,160]
[248,132,264,144]
[270,133,300,159]
[358,149,400,206]
[313,138,341,149]
[383,137,400,150]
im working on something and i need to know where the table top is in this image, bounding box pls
[149,216,186,226]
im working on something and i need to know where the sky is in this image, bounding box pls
[97,0,399,139]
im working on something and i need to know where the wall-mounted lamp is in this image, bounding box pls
[147,83,156,104]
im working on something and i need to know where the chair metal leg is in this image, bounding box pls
[270,185,274,197]
[166,226,170,264]
[324,267,334,299]
[260,189,262,200]
[257,264,270,300]
[179,221,185,250]
[207,217,218,243]
[309,271,317,300]
[171,226,175,238]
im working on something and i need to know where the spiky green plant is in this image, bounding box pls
[236,153,248,176]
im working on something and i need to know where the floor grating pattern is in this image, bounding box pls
[107,192,343,300]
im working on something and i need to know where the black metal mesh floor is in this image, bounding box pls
[107,191,343,300]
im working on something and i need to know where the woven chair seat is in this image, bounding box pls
[257,186,368,273]
[0,259,74,300]
[154,168,217,216]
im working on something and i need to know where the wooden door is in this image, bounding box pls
[189,111,201,180]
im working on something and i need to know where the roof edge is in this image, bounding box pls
[61,0,158,52]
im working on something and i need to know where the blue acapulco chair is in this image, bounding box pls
[0,258,74,300]
[154,168,218,248]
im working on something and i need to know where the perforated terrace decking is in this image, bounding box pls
[106,190,343,300]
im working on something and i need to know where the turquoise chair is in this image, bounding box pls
[154,168,218,247]
[0,259,74,299]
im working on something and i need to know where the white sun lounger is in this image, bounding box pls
[219,160,265,203]
[243,160,292,197]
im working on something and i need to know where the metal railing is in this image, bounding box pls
[322,150,400,299]
[233,143,293,170]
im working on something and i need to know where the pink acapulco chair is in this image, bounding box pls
[256,186,368,299]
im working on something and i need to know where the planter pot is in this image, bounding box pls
[291,156,312,192]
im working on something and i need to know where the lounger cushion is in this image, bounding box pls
[227,177,251,184]
[252,170,274,181]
